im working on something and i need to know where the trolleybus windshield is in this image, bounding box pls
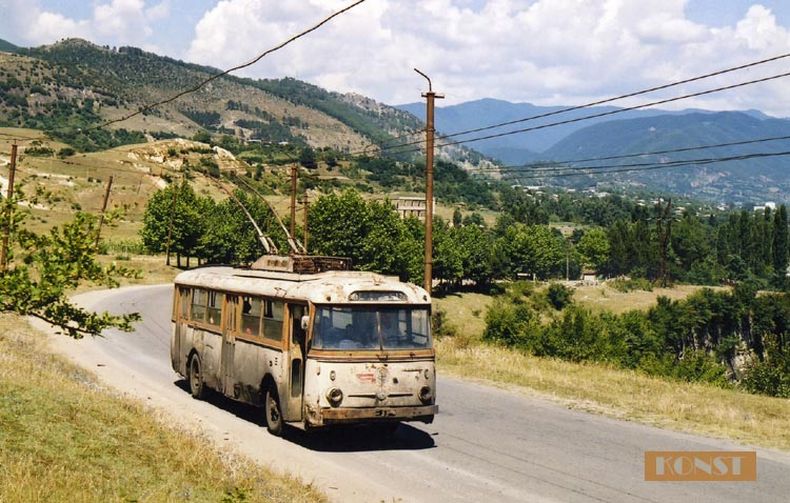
[312,306,431,350]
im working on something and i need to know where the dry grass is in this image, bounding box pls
[436,337,790,451]
[573,283,727,314]
[433,285,790,451]
[0,313,326,503]
[433,291,492,338]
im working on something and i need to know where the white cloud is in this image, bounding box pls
[185,0,790,115]
[3,1,790,116]
[3,0,166,48]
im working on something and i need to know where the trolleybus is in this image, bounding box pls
[170,255,437,435]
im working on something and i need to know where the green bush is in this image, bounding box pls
[742,354,790,398]
[609,277,653,293]
[546,283,573,310]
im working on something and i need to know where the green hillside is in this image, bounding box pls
[0,38,423,155]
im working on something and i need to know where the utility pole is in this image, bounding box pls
[302,192,309,253]
[289,163,298,245]
[0,144,18,273]
[95,175,114,251]
[657,198,672,287]
[415,68,444,294]
[165,180,179,266]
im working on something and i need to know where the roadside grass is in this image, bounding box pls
[0,314,326,503]
[433,289,790,452]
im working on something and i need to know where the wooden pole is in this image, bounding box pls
[415,69,444,293]
[302,192,309,253]
[290,164,297,242]
[165,180,179,266]
[94,175,113,251]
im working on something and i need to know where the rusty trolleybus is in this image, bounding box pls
[170,255,437,435]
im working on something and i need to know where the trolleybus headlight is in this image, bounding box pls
[418,386,433,404]
[326,387,343,407]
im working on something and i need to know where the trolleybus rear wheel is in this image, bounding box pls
[265,388,284,436]
[188,354,205,399]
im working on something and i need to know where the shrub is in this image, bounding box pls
[609,277,653,293]
[546,283,573,310]
[742,354,790,398]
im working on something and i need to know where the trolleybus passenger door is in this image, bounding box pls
[285,303,307,420]
[172,287,190,374]
[221,294,239,397]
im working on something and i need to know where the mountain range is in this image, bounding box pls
[398,99,790,203]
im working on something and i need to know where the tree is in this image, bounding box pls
[299,147,317,170]
[501,224,566,279]
[452,207,463,227]
[141,181,204,266]
[196,190,286,265]
[773,205,788,286]
[432,219,463,287]
[577,228,610,271]
[0,203,139,338]
[456,223,494,287]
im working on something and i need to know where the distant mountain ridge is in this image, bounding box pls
[397,98,790,202]
[397,98,781,163]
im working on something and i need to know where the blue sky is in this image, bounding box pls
[2,1,790,115]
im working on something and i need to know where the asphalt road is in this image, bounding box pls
[45,284,790,502]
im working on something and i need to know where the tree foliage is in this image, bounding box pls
[0,196,139,338]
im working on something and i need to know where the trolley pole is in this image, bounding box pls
[95,175,113,251]
[302,192,309,253]
[415,69,443,293]
[0,144,18,273]
[290,164,298,243]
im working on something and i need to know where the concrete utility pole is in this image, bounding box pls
[302,192,309,253]
[95,175,114,250]
[290,163,298,243]
[0,144,18,273]
[415,68,444,293]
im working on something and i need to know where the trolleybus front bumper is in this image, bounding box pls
[306,404,438,426]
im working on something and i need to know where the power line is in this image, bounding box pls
[0,0,368,143]
[348,51,790,156]
[380,70,790,157]
[93,0,369,132]
[493,150,790,181]
[468,134,790,174]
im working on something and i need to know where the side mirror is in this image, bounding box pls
[301,315,310,331]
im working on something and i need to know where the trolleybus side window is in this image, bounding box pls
[241,296,262,337]
[206,291,223,327]
[191,289,208,323]
[262,299,283,342]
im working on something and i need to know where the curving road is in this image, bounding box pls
[42,285,790,502]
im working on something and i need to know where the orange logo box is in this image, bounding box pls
[645,451,757,481]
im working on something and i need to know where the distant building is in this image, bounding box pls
[581,269,599,285]
[395,196,435,221]
[754,202,777,212]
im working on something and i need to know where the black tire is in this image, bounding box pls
[264,387,284,436]
[188,353,205,399]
